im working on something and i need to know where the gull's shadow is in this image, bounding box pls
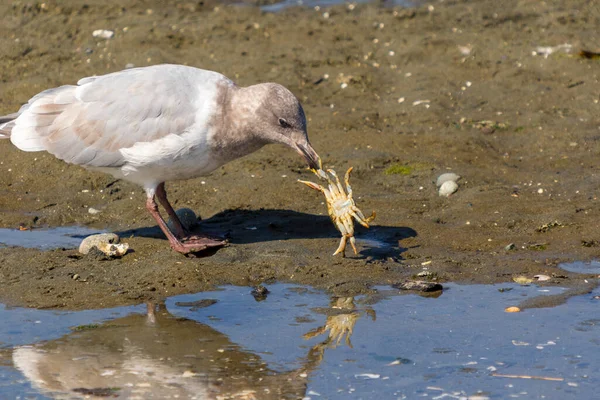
[118,209,417,260]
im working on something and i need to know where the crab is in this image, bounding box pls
[299,167,376,256]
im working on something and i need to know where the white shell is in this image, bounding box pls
[438,180,458,197]
[92,29,114,39]
[436,172,461,187]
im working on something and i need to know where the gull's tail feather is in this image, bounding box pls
[0,112,19,138]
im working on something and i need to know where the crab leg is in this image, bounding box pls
[333,235,349,256]
[344,167,354,200]
[349,236,358,255]
[328,169,346,197]
[298,180,325,192]
[349,209,370,228]
[341,216,354,239]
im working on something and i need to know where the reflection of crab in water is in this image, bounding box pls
[304,310,359,348]
[299,167,376,256]
[303,297,375,359]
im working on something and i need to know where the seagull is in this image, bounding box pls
[0,64,321,254]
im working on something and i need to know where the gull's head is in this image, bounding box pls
[242,83,321,170]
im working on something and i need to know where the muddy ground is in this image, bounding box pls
[0,0,599,310]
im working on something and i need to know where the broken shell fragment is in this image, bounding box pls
[97,242,129,257]
[92,29,114,39]
[79,233,129,257]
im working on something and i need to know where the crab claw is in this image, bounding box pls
[366,211,376,223]
[314,168,329,180]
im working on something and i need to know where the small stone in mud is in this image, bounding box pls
[439,180,458,197]
[251,285,270,301]
[73,388,120,397]
[85,246,111,261]
[167,208,200,232]
[436,172,461,187]
[175,299,218,310]
[393,280,443,292]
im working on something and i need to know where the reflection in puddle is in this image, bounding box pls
[1,284,599,399]
[559,260,600,274]
[0,227,102,250]
[260,0,416,13]
[13,304,313,399]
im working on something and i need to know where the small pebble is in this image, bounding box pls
[167,208,199,232]
[251,285,270,302]
[393,280,443,292]
[436,172,461,187]
[438,180,458,197]
[505,306,521,313]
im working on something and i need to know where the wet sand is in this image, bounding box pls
[0,0,599,309]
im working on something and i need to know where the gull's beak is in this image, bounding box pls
[296,141,322,171]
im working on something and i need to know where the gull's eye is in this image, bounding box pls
[279,118,292,129]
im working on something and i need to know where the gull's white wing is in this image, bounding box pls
[10,64,228,168]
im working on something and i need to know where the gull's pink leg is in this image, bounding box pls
[154,182,227,245]
[145,193,225,254]
[155,182,187,238]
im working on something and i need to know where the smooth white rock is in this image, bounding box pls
[436,172,461,187]
[438,180,458,197]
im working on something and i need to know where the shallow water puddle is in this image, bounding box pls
[559,260,600,274]
[0,283,598,399]
[0,227,102,250]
